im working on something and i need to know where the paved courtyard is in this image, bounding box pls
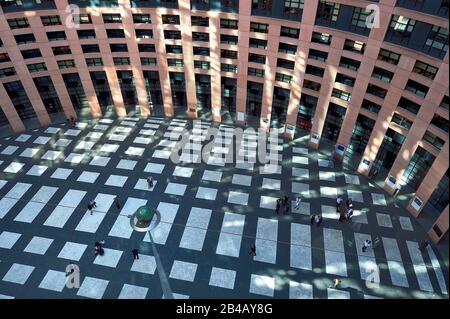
[0,116,448,299]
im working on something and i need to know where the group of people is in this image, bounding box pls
[276,196,290,215]
[336,197,354,222]
[67,116,76,128]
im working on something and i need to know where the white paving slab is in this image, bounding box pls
[19,148,39,158]
[290,223,312,270]
[77,277,109,299]
[144,163,165,174]
[254,218,278,264]
[51,168,73,180]
[232,174,252,186]
[249,274,275,297]
[58,242,88,261]
[118,284,149,299]
[289,281,313,299]
[105,175,128,187]
[4,162,25,173]
[0,231,22,249]
[372,193,387,206]
[406,241,433,292]
[131,254,157,275]
[426,246,448,294]
[24,236,53,255]
[26,165,48,176]
[116,159,137,170]
[228,191,249,205]
[262,178,281,190]
[3,263,34,284]
[170,261,197,282]
[90,156,110,167]
[196,187,217,201]
[77,171,100,183]
[216,212,245,258]
[109,198,148,239]
[202,170,222,182]
[93,248,123,268]
[39,270,67,292]
[165,183,187,196]
[209,267,236,290]
[75,194,115,233]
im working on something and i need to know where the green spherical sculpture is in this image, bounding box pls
[135,206,155,223]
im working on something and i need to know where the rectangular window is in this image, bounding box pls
[305,65,324,77]
[21,49,42,59]
[284,0,305,17]
[275,73,293,84]
[351,7,372,29]
[221,35,238,45]
[41,15,61,26]
[110,44,128,52]
[398,97,421,115]
[378,48,401,65]
[15,33,36,45]
[0,53,10,63]
[46,31,66,42]
[424,26,449,57]
[423,131,445,150]
[248,67,265,78]
[77,29,96,40]
[162,15,180,25]
[220,19,238,29]
[280,26,300,39]
[308,49,328,62]
[405,79,429,98]
[164,30,181,40]
[136,29,153,39]
[74,14,91,24]
[113,57,131,66]
[343,39,366,54]
[0,67,16,78]
[85,58,103,67]
[57,60,75,69]
[249,53,266,64]
[221,49,238,59]
[168,59,184,67]
[250,22,269,33]
[303,79,321,91]
[192,32,210,42]
[388,15,416,35]
[316,1,340,23]
[431,114,449,133]
[193,47,210,56]
[412,61,438,79]
[166,45,183,54]
[8,18,29,29]
[141,58,157,66]
[332,88,351,101]
[311,31,332,45]
[194,61,210,70]
[138,44,155,53]
[372,67,394,83]
[366,83,387,99]
[103,14,122,23]
[221,63,238,73]
[106,29,126,38]
[440,96,449,111]
[133,14,151,24]
[361,99,381,114]
[391,112,413,130]
[335,73,356,87]
[278,43,297,54]
[192,16,209,27]
[27,63,47,73]
[81,44,100,53]
[277,58,295,70]
[339,56,360,71]
[249,38,267,50]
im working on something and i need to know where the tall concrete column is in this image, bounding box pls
[235,0,251,126]
[428,205,449,244]
[121,0,150,118]
[209,13,222,123]
[0,85,25,132]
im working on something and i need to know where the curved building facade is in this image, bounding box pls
[0,0,449,242]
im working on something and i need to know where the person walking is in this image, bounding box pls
[338,206,346,222]
[284,196,290,213]
[147,176,154,189]
[87,203,93,215]
[275,199,281,215]
[310,215,316,225]
[336,197,343,212]
[132,248,140,260]
[89,199,97,209]
[295,196,301,210]
[99,240,105,247]
[315,215,323,227]
[362,239,372,252]
[249,244,256,256]
[114,196,121,210]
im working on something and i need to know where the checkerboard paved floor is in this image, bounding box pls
[0,116,448,299]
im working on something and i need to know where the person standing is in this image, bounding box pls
[295,196,301,210]
[87,203,93,215]
[132,248,140,260]
[276,199,281,215]
[315,215,323,227]
[147,176,154,189]
[89,199,97,209]
[310,215,316,225]
[362,239,372,252]
[249,244,256,256]
[331,278,341,288]
[284,196,290,213]
[114,196,121,210]
[336,197,343,212]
